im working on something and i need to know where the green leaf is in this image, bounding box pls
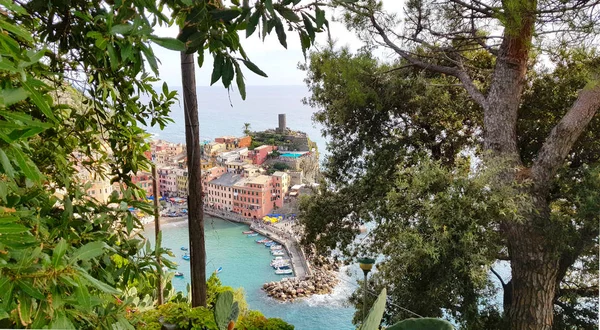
[210,9,242,22]
[302,13,315,40]
[234,62,246,100]
[18,293,33,325]
[211,54,225,85]
[315,7,326,29]
[21,81,56,122]
[75,278,93,312]
[0,148,14,178]
[0,110,52,128]
[16,279,45,300]
[241,59,268,77]
[275,20,287,48]
[222,58,234,88]
[9,146,41,182]
[150,36,186,51]
[246,10,261,38]
[0,223,29,234]
[197,50,205,68]
[50,311,75,329]
[110,24,134,35]
[277,7,301,22]
[265,0,275,16]
[214,291,234,330]
[0,19,32,42]
[70,241,106,263]
[107,43,118,71]
[77,269,120,294]
[0,88,29,107]
[141,45,158,75]
[358,288,387,330]
[52,238,67,268]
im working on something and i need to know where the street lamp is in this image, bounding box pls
[358,257,376,323]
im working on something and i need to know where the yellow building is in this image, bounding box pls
[176,168,188,197]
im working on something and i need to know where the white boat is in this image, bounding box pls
[270,257,290,267]
[270,245,283,250]
[272,261,291,269]
[271,250,285,256]
[275,268,293,275]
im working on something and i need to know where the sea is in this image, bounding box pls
[144,217,359,330]
[141,85,358,329]
[144,85,328,159]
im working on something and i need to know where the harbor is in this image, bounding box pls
[143,215,356,330]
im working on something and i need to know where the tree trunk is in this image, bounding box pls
[506,223,558,330]
[180,51,207,307]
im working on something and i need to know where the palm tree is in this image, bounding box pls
[243,122,251,136]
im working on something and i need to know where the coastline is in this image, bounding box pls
[143,209,340,302]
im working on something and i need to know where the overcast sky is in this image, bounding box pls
[152,1,404,87]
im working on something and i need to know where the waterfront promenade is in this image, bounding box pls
[203,208,311,279]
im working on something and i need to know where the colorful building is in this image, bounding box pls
[232,175,283,219]
[248,145,276,165]
[272,171,290,195]
[176,168,188,197]
[158,166,178,197]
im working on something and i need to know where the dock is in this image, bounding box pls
[204,209,311,279]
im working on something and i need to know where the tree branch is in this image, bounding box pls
[490,267,507,288]
[366,12,488,110]
[531,81,600,189]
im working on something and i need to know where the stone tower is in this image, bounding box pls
[278,114,286,133]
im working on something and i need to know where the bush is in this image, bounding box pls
[272,162,290,171]
[237,311,294,330]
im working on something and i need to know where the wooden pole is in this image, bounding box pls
[180,50,207,307]
[152,164,163,305]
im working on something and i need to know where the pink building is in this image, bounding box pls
[248,145,275,165]
[233,175,282,219]
[157,167,178,197]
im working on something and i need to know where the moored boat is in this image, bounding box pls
[272,264,291,270]
[264,242,275,247]
[214,266,223,274]
[242,230,254,234]
[256,238,269,243]
[247,233,258,237]
[275,268,293,275]
[271,250,285,256]
[182,254,190,261]
[270,245,283,250]
[174,272,184,277]
[180,247,188,251]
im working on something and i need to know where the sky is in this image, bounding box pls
[151,1,404,87]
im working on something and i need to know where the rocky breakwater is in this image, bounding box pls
[263,256,340,301]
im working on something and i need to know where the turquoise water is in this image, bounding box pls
[279,152,306,159]
[143,216,357,330]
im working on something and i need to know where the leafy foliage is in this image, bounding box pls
[168,0,327,99]
[137,275,293,330]
[299,46,599,328]
[0,0,178,327]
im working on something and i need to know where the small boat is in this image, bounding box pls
[264,242,275,247]
[174,272,184,277]
[271,250,285,256]
[270,245,283,250]
[263,240,273,245]
[180,247,188,251]
[247,233,258,237]
[256,238,269,243]
[243,230,254,234]
[275,268,293,275]
[182,254,190,261]
[272,264,291,270]
[214,267,223,274]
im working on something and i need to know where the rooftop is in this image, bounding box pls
[225,160,247,166]
[208,172,243,187]
[272,171,288,177]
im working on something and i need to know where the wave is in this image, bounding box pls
[303,265,357,308]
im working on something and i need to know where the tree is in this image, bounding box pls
[327,1,600,328]
[299,46,599,329]
[243,123,252,136]
[166,0,328,307]
[0,0,178,327]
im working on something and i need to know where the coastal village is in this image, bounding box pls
[80,114,320,220]
[77,114,337,301]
